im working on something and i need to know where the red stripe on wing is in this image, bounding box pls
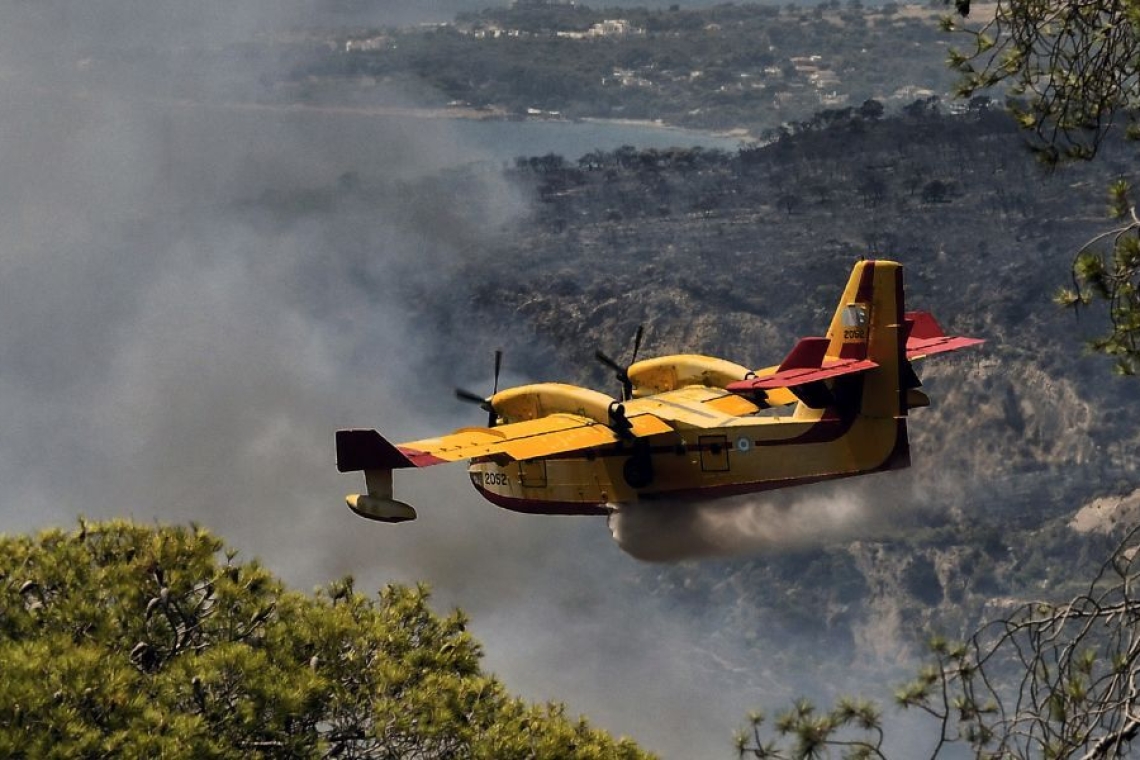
[397,447,448,467]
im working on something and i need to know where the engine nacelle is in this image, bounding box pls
[491,383,616,424]
[627,354,754,397]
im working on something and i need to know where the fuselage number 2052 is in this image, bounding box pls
[474,471,511,488]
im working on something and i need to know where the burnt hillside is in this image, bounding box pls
[437,104,1138,697]
[254,103,1139,704]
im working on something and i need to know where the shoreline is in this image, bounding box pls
[3,78,753,145]
[576,116,756,144]
[154,91,758,144]
[233,100,756,143]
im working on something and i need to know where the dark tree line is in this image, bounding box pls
[505,101,1035,231]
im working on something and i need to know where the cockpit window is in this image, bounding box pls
[841,304,869,328]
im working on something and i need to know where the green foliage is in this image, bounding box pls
[736,697,885,759]
[945,0,1140,163]
[1057,182,1140,375]
[945,0,1140,374]
[0,520,652,759]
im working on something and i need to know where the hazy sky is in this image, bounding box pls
[0,1,797,755]
[0,0,988,754]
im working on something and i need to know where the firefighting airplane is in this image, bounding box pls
[336,260,982,523]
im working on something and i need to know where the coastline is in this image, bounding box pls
[577,116,756,144]
[247,101,758,144]
[2,76,753,145]
[218,98,756,144]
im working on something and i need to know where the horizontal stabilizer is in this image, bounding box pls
[730,359,878,391]
[728,337,878,392]
[336,429,443,472]
[904,311,985,360]
[778,336,830,371]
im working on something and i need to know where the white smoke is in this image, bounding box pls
[0,4,769,756]
[610,474,920,561]
[0,4,966,757]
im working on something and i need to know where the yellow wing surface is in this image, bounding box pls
[623,386,766,429]
[402,412,672,465]
[336,411,673,473]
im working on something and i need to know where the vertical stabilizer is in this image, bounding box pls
[788,260,905,420]
[840,260,904,419]
[832,260,910,470]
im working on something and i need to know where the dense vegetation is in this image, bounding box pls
[0,520,651,759]
[940,0,1140,374]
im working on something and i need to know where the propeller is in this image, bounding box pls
[455,349,503,427]
[595,324,644,401]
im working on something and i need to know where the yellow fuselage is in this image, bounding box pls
[468,387,907,514]
[335,260,983,524]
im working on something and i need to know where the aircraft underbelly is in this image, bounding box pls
[468,416,903,512]
[468,457,622,514]
[645,417,900,496]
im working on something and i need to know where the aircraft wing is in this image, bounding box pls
[336,411,675,522]
[905,311,984,360]
[337,411,673,472]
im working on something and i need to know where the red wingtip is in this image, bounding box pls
[398,447,447,467]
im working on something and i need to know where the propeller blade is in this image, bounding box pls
[595,349,624,374]
[455,388,488,406]
[630,324,644,365]
[457,349,505,427]
[596,347,635,400]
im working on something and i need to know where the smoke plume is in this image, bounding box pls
[0,2,786,756]
[0,2,973,756]
[610,474,921,561]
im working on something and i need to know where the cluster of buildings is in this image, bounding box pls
[557,19,643,39]
[338,0,947,114]
[468,18,642,40]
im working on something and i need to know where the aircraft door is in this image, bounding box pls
[518,459,548,488]
[699,435,730,472]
